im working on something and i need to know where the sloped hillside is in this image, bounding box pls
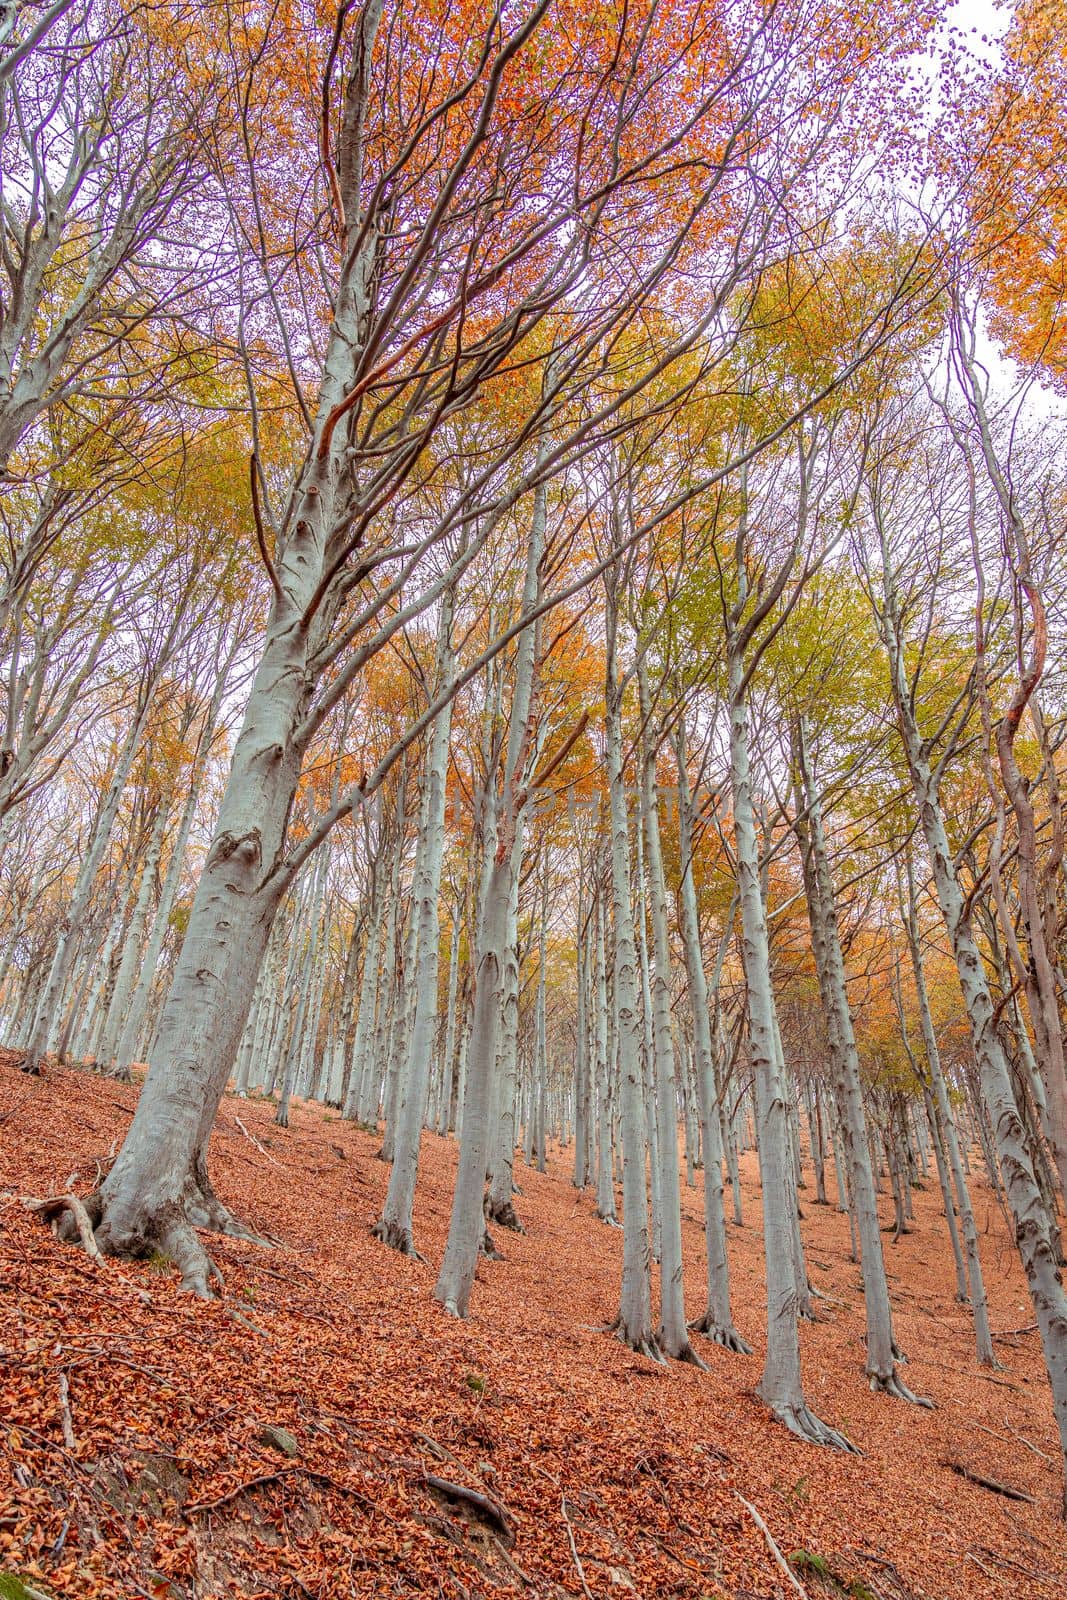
[1,1056,1063,1600]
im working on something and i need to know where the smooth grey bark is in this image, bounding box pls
[376,585,457,1254]
[23,690,153,1071]
[572,905,590,1187]
[95,796,171,1070]
[436,906,462,1135]
[901,854,995,1364]
[276,848,330,1127]
[344,880,384,1120]
[634,818,662,1263]
[112,670,226,1082]
[874,513,1067,1505]
[675,720,749,1352]
[435,464,548,1315]
[486,853,524,1227]
[729,641,852,1447]
[793,719,927,1403]
[637,666,701,1364]
[604,584,659,1359]
[435,844,511,1316]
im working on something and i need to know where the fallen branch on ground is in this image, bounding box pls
[24,1194,102,1261]
[733,1492,809,1599]
[942,1460,1035,1503]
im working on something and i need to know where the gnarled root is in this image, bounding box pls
[661,1334,708,1369]
[868,1369,935,1407]
[597,1210,622,1228]
[372,1217,426,1261]
[767,1400,861,1453]
[608,1315,666,1364]
[26,1192,103,1260]
[689,1313,753,1354]
[36,1152,273,1298]
[485,1196,525,1234]
[189,1155,276,1245]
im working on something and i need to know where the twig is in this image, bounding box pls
[992,1323,1038,1338]
[24,1194,102,1261]
[185,1467,301,1515]
[561,1492,593,1600]
[57,1370,75,1451]
[233,1114,281,1165]
[733,1492,808,1599]
[1001,1417,1055,1465]
[942,1459,1036,1503]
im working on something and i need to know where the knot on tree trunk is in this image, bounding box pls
[210,828,263,868]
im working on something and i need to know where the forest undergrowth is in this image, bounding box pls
[1,1054,1063,1600]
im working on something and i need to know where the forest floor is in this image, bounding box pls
[1,1054,1065,1600]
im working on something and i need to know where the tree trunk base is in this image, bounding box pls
[689,1313,753,1354]
[480,1225,503,1260]
[485,1197,525,1233]
[609,1314,665,1364]
[41,1154,273,1298]
[372,1217,426,1261]
[868,1369,934,1407]
[660,1330,707,1369]
[764,1397,861,1453]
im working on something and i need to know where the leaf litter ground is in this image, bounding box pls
[1,1054,1064,1600]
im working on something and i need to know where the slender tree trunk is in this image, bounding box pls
[376,588,457,1254]
[637,666,700,1364]
[876,528,1067,1502]
[605,623,658,1359]
[793,719,925,1402]
[729,644,852,1447]
[674,716,748,1352]
[901,855,995,1364]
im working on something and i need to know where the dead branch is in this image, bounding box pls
[24,1193,102,1261]
[57,1370,75,1451]
[560,1491,594,1600]
[733,1492,809,1599]
[942,1460,1036,1503]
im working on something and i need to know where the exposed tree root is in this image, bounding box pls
[596,1211,622,1228]
[661,1334,708,1369]
[869,1369,934,1407]
[485,1197,525,1233]
[33,1149,273,1297]
[25,1193,103,1261]
[767,1400,861,1453]
[688,1314,753,1354]
[608,1315,666,1364]
[372,1217,427,1261]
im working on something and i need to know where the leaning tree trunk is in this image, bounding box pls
[901,852,995,1365]
[877,531,1067,1506]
